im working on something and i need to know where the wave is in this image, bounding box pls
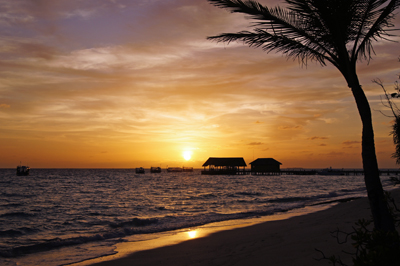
[0,192,364,259]
[0,212,36,218]
[0,229,24,237]
[236,191,263,196]
[0,204,305,258]
[265,190,364,205]
[0,170,372,262]
[0,203,22,208]
[0,227,38,237]
[109,218,159,228]
[0,192,34,198]
[0,234,109,258]
[187,192,218,200]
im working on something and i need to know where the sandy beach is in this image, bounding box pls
[80,187,400,266]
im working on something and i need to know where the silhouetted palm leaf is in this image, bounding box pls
[208,0,400,69]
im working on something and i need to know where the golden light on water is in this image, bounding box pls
[187,230,197,239]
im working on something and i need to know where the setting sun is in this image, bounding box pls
[182,151,192,161]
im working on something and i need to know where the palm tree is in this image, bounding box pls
[208,0,400,232]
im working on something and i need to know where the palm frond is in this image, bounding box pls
[207,0,339,66]
[355,0,400,62]
[208,30,331,66]
[207,0,271,21]
[350,0,382,60]
[208,0,400,67]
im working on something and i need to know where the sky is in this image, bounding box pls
[1,0,399,169]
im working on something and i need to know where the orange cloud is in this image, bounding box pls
[0,0,398,168]
[247,142,264,146]
[308,136,329,140]
[278,125,303,130]
[342,141,361,146]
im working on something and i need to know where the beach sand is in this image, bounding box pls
[85,187,400,266]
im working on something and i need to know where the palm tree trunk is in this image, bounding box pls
[349,75,395,232]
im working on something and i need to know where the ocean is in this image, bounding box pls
[0,168,396,266]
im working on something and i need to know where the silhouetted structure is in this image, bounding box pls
[182,167,193,172]
[16,165,30,176]
[202,157,247,175]
[250,158,282,175]
[150,167,161,173]
[167,167,183,172]
[135,167,145,174]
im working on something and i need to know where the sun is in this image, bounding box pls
[182,151,192,161]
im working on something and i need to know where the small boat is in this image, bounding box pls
[167,167,183,172]
[16,165,30,176]
[135,167,145,174]
[150,167,161,173]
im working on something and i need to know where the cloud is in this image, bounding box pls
[308,136,329,140]
[247,142,264,146]
[278,125,303,130]
[1,0,399,168]
[322,152,346,157]
[342,141,361,146]
[0,39,61,60]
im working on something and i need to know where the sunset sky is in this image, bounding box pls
[1,0,399,169]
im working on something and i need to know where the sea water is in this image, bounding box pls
[0,168,396,266]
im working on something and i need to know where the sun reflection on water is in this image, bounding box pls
[187,230,197,239]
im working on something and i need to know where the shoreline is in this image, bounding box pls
[73,188,400,266]
[71,203,335,266]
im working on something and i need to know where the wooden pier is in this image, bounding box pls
[201,169,249,175]
[278,169,400,176]
[200,169,400,176]
[200,156,400,176]
[280,169,318,175]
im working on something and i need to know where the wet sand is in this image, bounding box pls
[85,187,400,266]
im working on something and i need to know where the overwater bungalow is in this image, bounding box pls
[201,157,247,175]
[250,158,282,175]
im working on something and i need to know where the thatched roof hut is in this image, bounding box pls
[202,157,247,175]
[250,158,282,175]
[202,157,247,167]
